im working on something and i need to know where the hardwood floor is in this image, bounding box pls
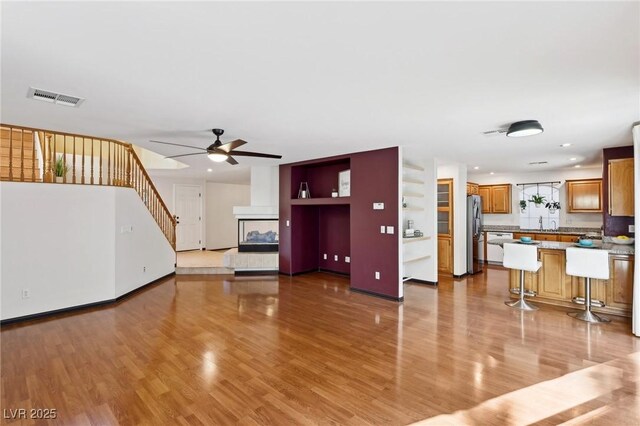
[2,266,639,425]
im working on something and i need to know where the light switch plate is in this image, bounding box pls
[375,271,380,280]
[380,225,386,234]
[630,225,635,233]
[386,226,394,234]
[345,256,350,263]
[334,255,338,261]
[323,253,327,260]
[286,220,290,227]
[373,202,384,210]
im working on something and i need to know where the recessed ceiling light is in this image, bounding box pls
[473,166,480,170]
[574,165,581,168]
[207,168,213,172]
[490,172,495,175]
[560,143,572,147]
[569,157,577,161]
[506,120,544,138]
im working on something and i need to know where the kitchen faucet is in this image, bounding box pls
[539,215,543,231]
[550,220,557,231]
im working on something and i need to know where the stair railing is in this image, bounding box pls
[0,124,176,248]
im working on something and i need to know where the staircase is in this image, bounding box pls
[1,127,41,182]
[0,124,176,249]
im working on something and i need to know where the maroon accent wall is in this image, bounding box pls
[350,148,399,298]
[279,147,400,299]
[603,146,634,237]
[318,205,351,274]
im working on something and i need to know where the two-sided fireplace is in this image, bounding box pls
[238,219,279,252]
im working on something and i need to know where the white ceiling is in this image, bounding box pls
[2,2,638,183]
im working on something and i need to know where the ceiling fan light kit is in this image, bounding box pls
[506,120,544,137]
[208,152,228,162]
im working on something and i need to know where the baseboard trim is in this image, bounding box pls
[453,273,469,279]
[235,270,279,276]
[1,272,176,325]
[405,278,438,286]
[318,268,350,277]
[350,287,404,302]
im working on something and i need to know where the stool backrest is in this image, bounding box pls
[503,243,538,272]
[565,247,609,280]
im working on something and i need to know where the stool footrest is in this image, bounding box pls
[571,297,605,308]
[510,288,537,297]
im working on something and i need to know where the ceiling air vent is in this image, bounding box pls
[528,161,548,165]
[27,87,85,107]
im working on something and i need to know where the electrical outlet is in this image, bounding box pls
[345,256,350,263]
[630,225,635,233]
[286,220,290,227]
[323,253,327,260]
[22,288,30,299]
[380,225,386,234]
[375,271,380,280]
[373,202,384,210]
[334,255,338,261]
[386,226,394,234]
[143,266,146,273]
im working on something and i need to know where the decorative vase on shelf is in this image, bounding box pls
[331,188,338,198]
[298,182,310,199]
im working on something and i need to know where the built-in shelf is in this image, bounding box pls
[291,197,351,206]
[403,163,425,172]
[403,254,431,264]
[403,192,424,198]
[403,207,424,211]
[403,178,425,185]
[403,236,431,243]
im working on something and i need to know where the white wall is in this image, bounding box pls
[115,189,176,296]
[438,162,468,276]
[206,182,250,249]
[469,167,603,228]
[1,182,175,321]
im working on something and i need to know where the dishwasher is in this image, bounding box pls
[486,232,513,265]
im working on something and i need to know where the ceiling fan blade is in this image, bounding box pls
[149,140,207,151]
[226,155,239,165]
[230,150,282,159]
[164,152,208,159]
[218,139,248,153]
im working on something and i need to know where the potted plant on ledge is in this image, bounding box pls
[54,155,68,183]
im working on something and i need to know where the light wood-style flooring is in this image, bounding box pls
[2,266,639,425]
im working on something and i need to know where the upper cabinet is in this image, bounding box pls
[466,182,479,196]
[609,158,634,216]
[566,179,602,213]
[478,184,511,214]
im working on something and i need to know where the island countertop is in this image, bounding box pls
[488,238,634,256]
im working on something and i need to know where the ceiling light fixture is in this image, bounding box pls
[490,172,495,175]
[473,166,480,170]
[207,168,213,172]
[560,143,572,147]
[506,120,544,138]
[574,165,581,168]
[208,152,228,163]
[569,157,577,161]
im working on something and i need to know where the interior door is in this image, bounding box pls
[174,184,202,251]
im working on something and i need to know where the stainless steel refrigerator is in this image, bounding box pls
[467,195,484,274]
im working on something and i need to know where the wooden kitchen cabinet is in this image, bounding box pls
[479,184,511,214]
[438,237,452,274]
[438,179,454,275]
[535,234,559,242]
[608,255,634,311]
[466,182,479,196]
[536,250,567,299]
[566,179,602,213]
[608,158,634,216]
[558,235,578,243]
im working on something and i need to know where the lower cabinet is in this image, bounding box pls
[508,250,633,317]
[438,236,452,274]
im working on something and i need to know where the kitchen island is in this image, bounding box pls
[489,239,634,317]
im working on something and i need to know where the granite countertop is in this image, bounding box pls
[487,238,634,256]
[482,225,602,236]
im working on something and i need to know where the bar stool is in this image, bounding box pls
[503,243,541,311]
[565,247,610,323]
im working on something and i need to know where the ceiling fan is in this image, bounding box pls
[149,129,282,165]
